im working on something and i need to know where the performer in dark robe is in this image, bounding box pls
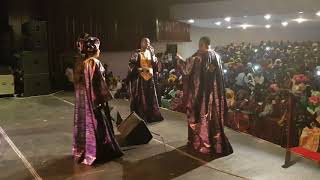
[127,38,164,123]
[73,35,123,165]
[176,37,233,156]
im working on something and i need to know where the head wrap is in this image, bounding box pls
[76,34,100,56]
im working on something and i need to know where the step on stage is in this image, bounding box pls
[0,91,319,180]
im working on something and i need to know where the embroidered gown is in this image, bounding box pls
[127,49,164,123]
[179,50,233,156]
[73,58,123,165]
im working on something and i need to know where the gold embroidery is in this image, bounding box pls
[140,52,153,81]
[207,64,216,72]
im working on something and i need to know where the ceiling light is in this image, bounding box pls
[241,24,251,29]
[264,14,271,20]
[227,26,232,29]
[254,49,258,53]
[299,12,304,14]
[265,24,271,29]
[215,21,222,26]
[316,11,320,16]
[294,17,307,23]
[224,17,231,22]
[188,19,195,23]
[282,21,288,27]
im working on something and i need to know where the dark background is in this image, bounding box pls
[0,0,194,90]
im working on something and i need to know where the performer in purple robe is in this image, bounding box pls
[176,37,233,156]
[73,35,123,165]
[127,38,164,123]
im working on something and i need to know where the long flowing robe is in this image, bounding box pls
[127,49,164,123]
[179,50,233,156]
[73,58,123,165]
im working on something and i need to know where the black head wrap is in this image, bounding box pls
[76,34,100,57]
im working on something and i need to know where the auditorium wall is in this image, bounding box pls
[100,25,320,79]
[100,42,179,79]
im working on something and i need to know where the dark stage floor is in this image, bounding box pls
[0,91,319,180]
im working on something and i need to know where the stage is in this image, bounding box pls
[0,91,319,180]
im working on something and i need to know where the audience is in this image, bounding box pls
[110,41,320,117]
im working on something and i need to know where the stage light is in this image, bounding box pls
[223,69,228,74]
[188,19,195,23]
[264,14,271,20]
[294,17,307,23]
[254,49,258,53]
[215,21,222,26]
[317,11,320,16]
[265,24,271,29]
[282,21,288,27]
[227,26,232,29]
[225,17,231,22]
[266,47,271,51]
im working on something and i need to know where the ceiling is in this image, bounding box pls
[180,11,320,29]
[172,0,320,18]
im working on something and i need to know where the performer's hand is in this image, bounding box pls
[176,54,184,62]
[147,45,154,53]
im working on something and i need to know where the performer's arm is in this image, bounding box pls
[176,53,197,75]
[127,51,139,80]
[92,61,113,105]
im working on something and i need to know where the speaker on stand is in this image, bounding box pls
[20,20,51,97]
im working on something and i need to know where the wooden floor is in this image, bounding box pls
[0,91,319,180]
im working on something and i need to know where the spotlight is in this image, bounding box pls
[188,19,195,23]
[265,24,271,29]
[225,17,231,22]
[317,11,320,17]
[264,14,271,20]
[266,47,271,51]
[282,21,288,27]
[294,17,307,23]
[227,26,232,29]
[215,21,222,26]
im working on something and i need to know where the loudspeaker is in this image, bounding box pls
[23,74,51,96]
[118,112,153,146]
[22,20,47,37]
[20,51,49,75]
[23,36,48,51]
[21,20,47,51]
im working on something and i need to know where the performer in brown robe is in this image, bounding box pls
[127,38,164,123]
[176,36,233,156]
